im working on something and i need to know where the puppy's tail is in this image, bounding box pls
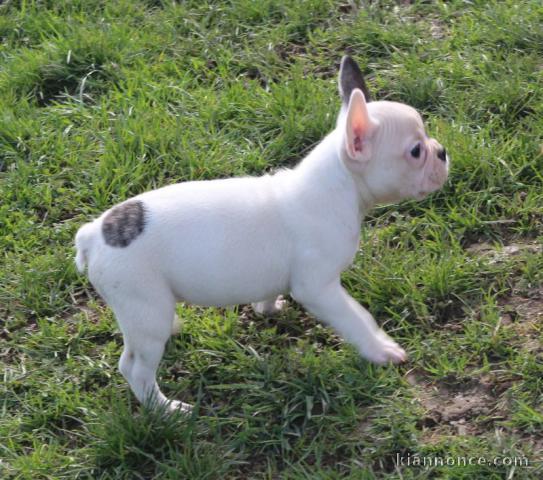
[75,221,99,273]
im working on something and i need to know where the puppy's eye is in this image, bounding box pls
[410,143,421,159]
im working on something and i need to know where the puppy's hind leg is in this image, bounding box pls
[113,295,191,413]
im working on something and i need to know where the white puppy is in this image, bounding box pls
[75,56,449,412]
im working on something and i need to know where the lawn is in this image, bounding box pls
[1,0,542,478]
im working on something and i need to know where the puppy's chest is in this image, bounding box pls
[339,228,361,270]
[313,219,361,272]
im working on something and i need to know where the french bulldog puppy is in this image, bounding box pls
[75,56,449,412]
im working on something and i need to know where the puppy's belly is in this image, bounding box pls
[165,253,289,307]
[157,225,292,307]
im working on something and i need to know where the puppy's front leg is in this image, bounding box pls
[292,281,407,364]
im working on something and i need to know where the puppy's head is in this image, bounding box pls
[337,56,449,205]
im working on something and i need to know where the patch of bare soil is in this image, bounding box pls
[467,240,542,352]
[406,240,542,445]
[63,289,106,333]
[73,302,103,325]
[466,241,542,263]
[406,370,507,442]
[498,287,543,354]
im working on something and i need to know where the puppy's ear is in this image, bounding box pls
[339,55,371,104]
[344,88,375,162]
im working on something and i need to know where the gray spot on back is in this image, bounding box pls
[102,200,146,248]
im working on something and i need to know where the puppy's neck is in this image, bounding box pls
[293,129,377,216]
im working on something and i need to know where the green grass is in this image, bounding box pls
[1,0,542,478]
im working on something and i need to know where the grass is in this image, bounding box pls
[1,0,542,478]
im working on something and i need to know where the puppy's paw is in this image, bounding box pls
[252,296,287,317]
[272,296,287,313]
[171,314,183,336]
[362,331,407,365]
[167,399,193,414]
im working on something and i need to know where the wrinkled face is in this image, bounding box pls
[358,101,449,204]
[336,56,448,206]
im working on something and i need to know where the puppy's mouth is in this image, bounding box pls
[418,160,448,199]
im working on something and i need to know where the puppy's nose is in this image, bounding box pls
[437,147,447,162]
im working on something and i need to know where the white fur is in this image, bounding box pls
[75,66,448,412]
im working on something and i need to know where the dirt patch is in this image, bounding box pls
[430,18,448,40]
[66,289,104,322]
[406,370,507,441]
[466,241,542,263]
[467,240,542,351]
[75,303,103,325]
[500,288,543,322]
[499,288,543,354]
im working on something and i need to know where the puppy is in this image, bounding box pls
[75,56,449,412]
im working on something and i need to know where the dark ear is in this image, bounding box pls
[338,55,371,104]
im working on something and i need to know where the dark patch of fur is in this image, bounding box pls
[339,55,372,103]
[102,200,146,248]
